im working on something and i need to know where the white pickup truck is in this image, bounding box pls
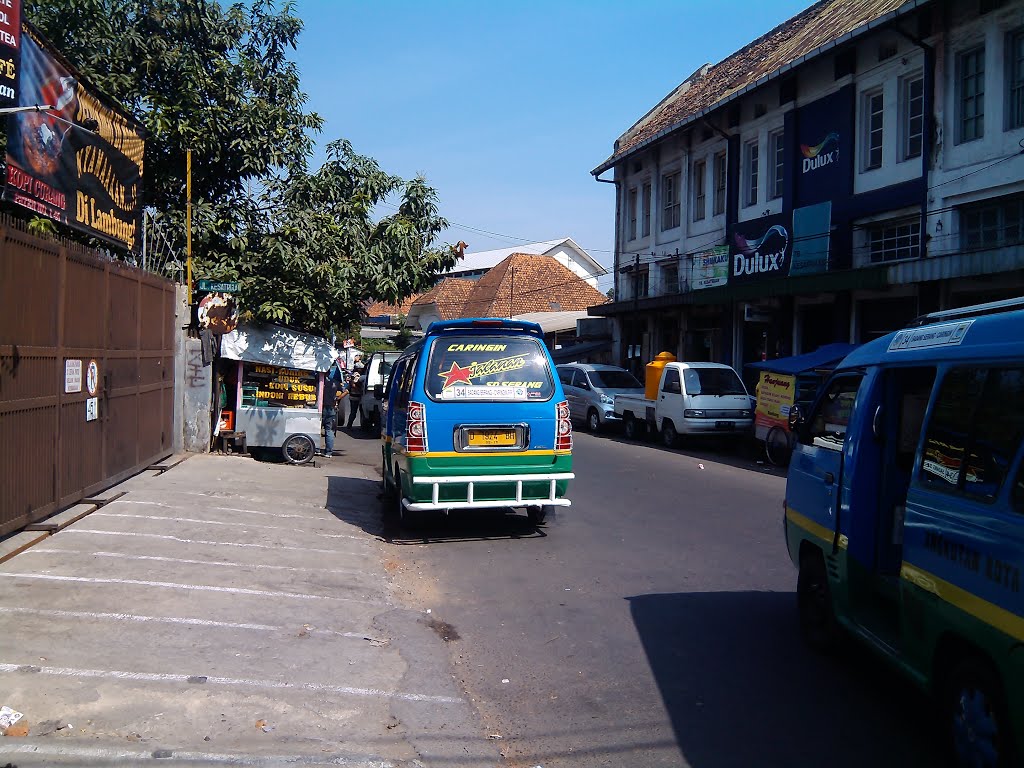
[359,350,402,432]
[613,361,754,447]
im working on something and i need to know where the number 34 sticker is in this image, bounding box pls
[86,360,100,397]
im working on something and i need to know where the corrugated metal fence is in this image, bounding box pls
[0,215,176,534]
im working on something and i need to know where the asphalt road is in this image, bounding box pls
[347,425,945,768]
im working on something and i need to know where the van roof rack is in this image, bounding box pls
[905,296,1024,327]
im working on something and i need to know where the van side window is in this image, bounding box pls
[387,360,406,401]
[396,355,417,409]
[921,367,1024,501]
[808,375,862,451]
[558,368,574,386]
[572,369,590,390]
[662,368,682,394]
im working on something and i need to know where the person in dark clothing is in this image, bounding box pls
[346,371,364,428]
[321,361,347,456]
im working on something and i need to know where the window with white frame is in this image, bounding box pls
[866,217,921,262]
[661,171,681,230]
[863,89,884,170]
[960,194,1024,250]
[632,268,650,298]
[662,262,678,294]
[744,140,759,207]
[627,187,638,240]
[713,151,726,215]
[692,160,706,221]
[1007,29,1024,130]
[901,73,924,160]
[642,181,652,237]
[769,130,784,200]
[958,45,985,143]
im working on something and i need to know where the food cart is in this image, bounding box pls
[218,323,341,464]
[745,343,857,465]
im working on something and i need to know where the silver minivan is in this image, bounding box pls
[556,363,644,432]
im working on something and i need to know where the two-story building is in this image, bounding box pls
[591,0,1024,380]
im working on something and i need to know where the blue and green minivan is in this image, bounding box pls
[380,318,574,525]
[783,298,1024,767]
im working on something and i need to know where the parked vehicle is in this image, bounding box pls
[557,363,643,432]
[613,361,753,447]
[783,298,1024,768]
[360,350,402,433]
[380,318,574,526]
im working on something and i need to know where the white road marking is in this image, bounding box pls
[95,511,364,540]
[0,662,461,704]
[61,528,363,555]
[213,504,334,521]
[0,743,393,766]
[1,573,379,604]
[22,548,367,576]
[0,606,378,640]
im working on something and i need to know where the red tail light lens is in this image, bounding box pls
[407,401,428,454]
[555,400,572,452]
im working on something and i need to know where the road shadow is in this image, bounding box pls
[628,591,942,768]
[324,475,548,544]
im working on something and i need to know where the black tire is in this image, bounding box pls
[624,415,639,441]
[765,426,792,466]
[797,550,840,652]
[587,409,601,433]
[281,434,315,465]
[527,505,550,525]
[662,420,678,449]
[943,656,1015,768]
[360,410,373,432]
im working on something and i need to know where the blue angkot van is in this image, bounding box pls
[380,318,574,525]
[783,298,1024,767]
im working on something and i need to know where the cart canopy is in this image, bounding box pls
[221,323,341,372]
[745,343,858,375]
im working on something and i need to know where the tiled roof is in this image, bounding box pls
[596,0,914,171]
[364,295,421,318]
[446,237,604,277]
[460,254,609,318]
[411,278,477,320]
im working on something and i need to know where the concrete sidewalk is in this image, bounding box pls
[0,454,500,767]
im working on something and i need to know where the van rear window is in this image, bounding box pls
[425,335,555,402]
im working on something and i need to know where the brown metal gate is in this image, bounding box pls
[0,215,176,535]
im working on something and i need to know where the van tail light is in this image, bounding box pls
[555,400,573,452]
[407,401,428,454]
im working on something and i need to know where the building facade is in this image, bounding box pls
[591,0,1024,383]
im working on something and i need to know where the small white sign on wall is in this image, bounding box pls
[65,359,82,393]
[86,398,99,422]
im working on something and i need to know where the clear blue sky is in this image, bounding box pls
[292,0,813,292]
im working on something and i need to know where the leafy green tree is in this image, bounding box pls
[25,0,454,336]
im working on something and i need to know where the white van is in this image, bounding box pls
[359,351,402,432]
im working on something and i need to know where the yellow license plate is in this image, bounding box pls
[467,429,517,447]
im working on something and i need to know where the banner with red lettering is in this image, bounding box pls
[4,24,145,251]
[0,0,20,109]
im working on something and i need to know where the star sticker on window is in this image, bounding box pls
[439,361,473,388]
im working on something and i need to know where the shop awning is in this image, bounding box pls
[745,343,858,374]
[221,323,341,372]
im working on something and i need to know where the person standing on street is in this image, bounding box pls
[346,370,364,428]
[321,360,348,456]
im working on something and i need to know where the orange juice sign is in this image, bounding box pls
[755,371,796,430]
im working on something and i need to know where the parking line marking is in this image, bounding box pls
[61,528,364,555]
[1,573,380,604]
[0,743,394,766]
[0,662,461,704]
[95,512,365,540]
[0,606,379,640]
[23,549,367,576]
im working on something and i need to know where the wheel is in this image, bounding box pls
[765,426,793,466]
[586,409,601,433]
[797,550,840,652]
[624,415,639,441]
[662,420,678,448]
[370,408,381,434]
[944,656,1015,768]
[527,505,550,525]
[360,410,373,432]
[281,434,315,465]
[381,456,393,497]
